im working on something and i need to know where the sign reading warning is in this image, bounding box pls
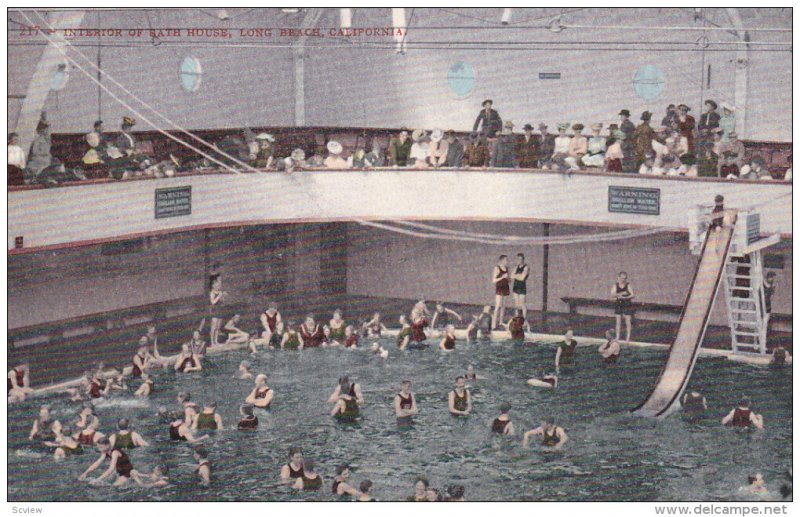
[608,186,660,215]
[155,186,192,219]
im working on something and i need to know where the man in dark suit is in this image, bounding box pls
[516,123,539,168]
[473,99,503,140]
[677,104,696,153]
[619,109,636,172]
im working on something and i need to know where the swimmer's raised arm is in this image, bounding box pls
[79,453,107,480]
[132,432,149,447]
[522,427,543,448]
[721,409,735,426]
[445,308,462,321]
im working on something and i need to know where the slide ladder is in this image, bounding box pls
[722,251,768,354]
[632,213,737,418]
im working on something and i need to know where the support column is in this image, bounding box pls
[542,223,550,313]
[293,49,305,126]
[726,8,750,138]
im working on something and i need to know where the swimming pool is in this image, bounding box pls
[7,338,792,502]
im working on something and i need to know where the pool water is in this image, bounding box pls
[7,338,792,502]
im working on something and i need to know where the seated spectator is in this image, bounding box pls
[408,129,429,167]
[365,138,385,167]
[428,128,449,167]
[719,103,736,142]
[537,123,555,168]
[389,129,412,167]
[8,133,26,186]
[718,131,745,169]
[696,139,719,178]
[36,159,87,186]
[546,123,572,170]
[582,123,606,168]
[116,116,137,157]
[565,123,587,171]
[348,148,369,168]
[251,133,275,168]
[605,130,625,173]
[665,129,689,157]
[660,154,679,175]
[444,130,464,167]
[491,121,516,168]
[740,156,767,181]
[516,124,538,169]
[463,134,489,167]
[720,151,740,179]
[638,152,662,175]
[672,153,698,177]
[27,120,52,181]
[324,141,349,168]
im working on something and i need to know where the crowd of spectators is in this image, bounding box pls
[7,99,790,187]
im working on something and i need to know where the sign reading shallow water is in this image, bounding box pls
[155,186,192,219]
[608,186,660,215]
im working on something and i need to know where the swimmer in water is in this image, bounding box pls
[193,401,224,431]
[44,421,84,459]
[555,330,578,372]
[293,459,323,490]
[527,368,558,388]
[134,465,169,488]
[681,390,707,419]
[522,417,568,449]
[358,480,375,501]
[448,376,472,416]
[431,302,463,333]
[193,446,211,486]
[222,314,250,345]
[134,373,154,398]
[439,324,457,351]
[410,310,429,344]
[166,411,208,443]
[426,487,443,502]
[7,362,34,402]
[87,372,112,399]
[329,310,347,342]
[74,418,105,446]
[174,344,202,373]
[446,484,466,502]
[490,402,515,435]
[370,342,389,359]
[464,365,481,381]
[344,325,359,349]
[29,405,54,441]
[280,447,305,483]
[465,314,480,342]
[110,418,149,449]
[362,312,388,338]
[321,325,335,347]
[186,330,207,358]
[477,305,493,339]
[394,380,418,425]
[503,309,529,341]
[79,437,139,486]
[407,476,430,501]
[740,473,769,495]
[771,346,792,366]
[329,376,365,404]
[397,314,412,350]
[331,379,360,422]
[280,321,303,350]
[131,343,150,378]
[237,361,253,380]
[721,397,764,429]
[237,404,258,430]
[245,374,274,409]
[300,315,325,348]
[75,403,99,429]
[331,465,361,498]
[259,302,283,345]
[177,391,200,426]
[598,329,621,364]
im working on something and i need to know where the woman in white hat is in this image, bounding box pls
[324,141,348,169]
[565,124,587,171]
[546,123,572,170]
[428,128,449,167]
[581,123,606,168]
[719,103,736,143]
[409,130,429,168]
[253,133,275,168]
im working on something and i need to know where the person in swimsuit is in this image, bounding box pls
[174,344,202,373]
[599,329,621,364]
[426,487,443,502]
[110,419,149,449]
[87,372,112,399]
[523,417,568,449]
[722,397,764,429]
[439,324,457,351]
[29,405,55,441]
[237,404,258,430]
[167,415,208,443]
[527,369,558,388]
[329,310,347,342]
[397,314,413,350]
[79,437,139,486]
[431,302,463,333]
[259,302,282,344]
[370,342,390,359]
[193,401,224,431]
[407,476,430,501]
[75,404,99,430]
[555,330,578,371]
[344,326,359,349]
[133,465,169,488]
[492,255,511,329]
[8,363,33,403]
[134,373,154,398]
[281,322,303,350]
[771,346,792,366]
[612,272,635,342]
[358,480,376,501]
[504,309,529,341]
[280,447,305,483]
[74,419,105,447]
[477,305,493,339]
[186,330,207,358]
[222,314,250,345]
[44,421,84,459]
[177,391,200,426]
[193,446,212,486]
[328,376,365,405]
[464,365,485,382]
[320,325,335,347]
[511,253,530,317]
[131,344,150,378]
[237,361,254,380]
[300,315,325,348]
[465,314,480,341]
[490,402,515,435]
[362,312,387,338]
[246,374,274,409]
[108,372,128,394]
[208,277,227,347]
[394,380,418,425]
[331,379,361,423]
[681,390,707,420]
[331,465,361,498]
[292,459,323,490]
[448,376,472,416]
[410,311,429,344]
[446,485,466,502]
[740,473,769,496]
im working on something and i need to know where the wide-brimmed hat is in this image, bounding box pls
[411,129,426,142]
[557,122,570,131]
[618,109,630,117]
[326,141,343,155]
[641,111,652,121]
[705,99,718,110]
[256,133,275,142]
[523,123,534,131]
[572,123,584,132]
[538,123,549,131]
[677,104,690,111]
[482,99,493,107]
[430,128,444,142]
[122,116,136,127]
[720,102,735,112]
[591,123,603,131]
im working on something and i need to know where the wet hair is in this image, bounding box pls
[500,402,512,414]
[335,464,349,475]
[455,376,465,383]
[739,397,751,408]
[289,447,303,458]
[618,271,628,277]
[340,379,351,392]
[517,253,525,260]
[748,475,759,485]
[401,379,411,386]
[240,404,254,417]
[499,254,508,261]
[715,194,724,204]
[415,476,429,488]
[766,271,777,279]
[447,485,465,499]
[118,418,129,430]
[9,132,19,143]
[360,480,373,493]
[193,445,209,459]
[303,459,316,471]
[206,401,217,409]
[339,376,350,385]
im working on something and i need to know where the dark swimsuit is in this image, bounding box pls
[254,387,272,408]
[287,463,304,479]
[132,355,145,378]
[731,408,753,428]
[509,317,525,340]
[478,313,493,337]
[196,412,218,430]
[264,312,278,333]
[558,340,578,365]
[495,267,510,296]
[108,449,134,478]
[77,430,96,446]
[492,418,510,434]
[8,368,25,393]
[345,335,358,348]
[542,428,561,447]
[512,264,529,295]
[397,393,415,425]
[452,390,468,413]
[169,422,186,441]
[330,322,346,342]
[238,416,259,429]
[301,474,322,490]
[443,335,456,350]
[411,319,428,342]
[113,432,135,449]
[176,356,195,373]
[397,327,412,347]
[89,380,103,399]
[301,324,325,348]
[543,376,557,387]
[614,282,633,315]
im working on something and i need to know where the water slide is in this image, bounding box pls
[632,213,737,418]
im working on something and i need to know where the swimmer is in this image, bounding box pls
[771,346,792,366]
[504,309,529,341]
[410,311,429,343]
[370,342,389,359]
[245,374,274,408]
[358,480,376,501]
[193,446,212,486]
[280,321,303,350]
[446,484,466,502]
[193,401,224,431]
[407,476,429,501]
[707,194,729,255]
[362,312,388,338]
[612,272,635,342]
[300,315,324,348]
[222,314,250,345]
[29,405,54,441]
[110,418,149,449]
[740,473,769,495]
[426,487,443,502]
[555,330,578,371]
[186,330,207,358]
[280,447,305,483]
[177,391,200,426]
[394,380,418,425]
[268,320,285,349]
[527,368,558,388]
[448,376,472,416]
[75,403,99,429]
[681,390,707,418]
[134,465,169,488]
[79,437,139,486]
[88,372,112,399]
[74,418,105,446]
[331,379,360,422]
[492,255,511,329]
[44,421,84,459]
[293,459,323,490]
[167,414,208,443]
[439,324,457,351]
[397,314,413,350]
[722,397,764,429]
[134,373,154,398]
[131,343,150,378]
[490,402,515,435]
[259,302,283,344]
[344,325,359,348]
[108,372,128,393]
[321,325,336,347]
[465,314,480,341]
[237,404,258,430]
[464,365,485,381]
[522,417,568,449]
[331,465,361,498]
[477,305,493,339]
[174,344,202,373]
[329,376,365,405]
[329,310,347,342]
[7,362,34,402]
[511,253,530,318]
[598,329,621,364]
[237,361,254,380]
[208,277,227,347]
[431,302,463,332]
